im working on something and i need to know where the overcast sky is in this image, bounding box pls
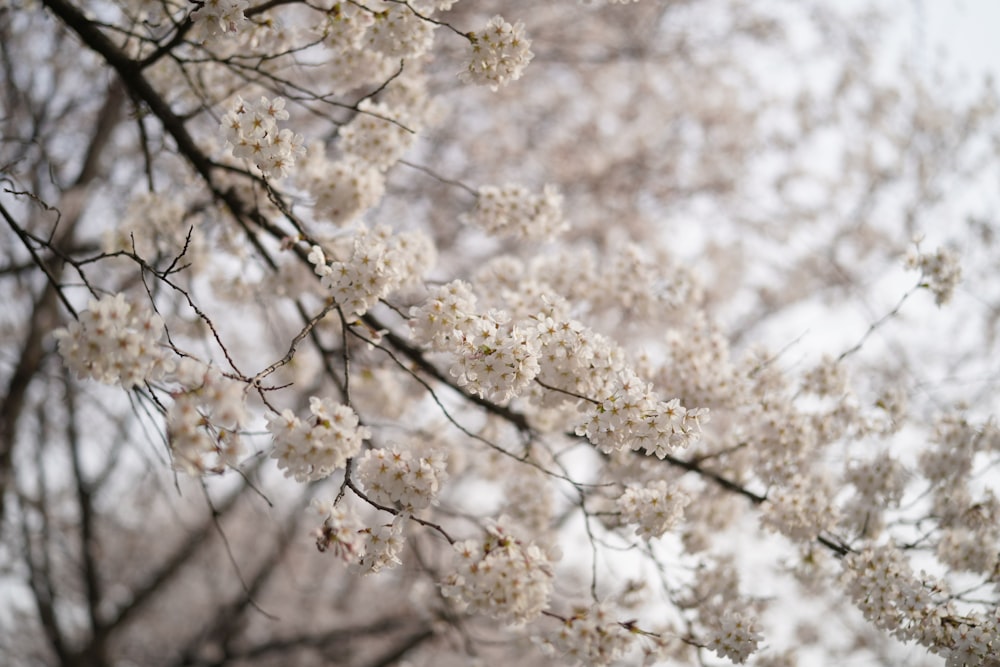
[918,0,1000,83]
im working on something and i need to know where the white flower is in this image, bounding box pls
[409,280,479,349]
[338,100,416,171]
[576,369,707,456]
[357,442,448,511]
[705,609,763,664]
[441,516,555,625]
[365,4,436,59]
[448,310,541,403]
[167,358,247,476]
[191,0,249,38]
[357,513,408,573]
[312,499,365,562]
[305,156,386,225]
[311,225,434,317]
[462,184,566,241]
[267,397,370,482]
[618,480,691,539]
[460,15,533,90]
[219,95,304,180]
[53,293,172,388]
[541,602,634,666]
[905,243,962,306]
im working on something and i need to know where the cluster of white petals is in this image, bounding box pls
[191,0,248,38]
[905,243,962,306]
[760,473,840,542]
[312,499,408,573]
[54,293,172,388]
[309,225,435,317]
[460,15,533,90]
[942,613,1000,667]
[540,602,634,666]
[356,442,448,511]
[617,480,691,539]
[365,3,436,59]
[531,315,625,407]
[576,369,708,457]
[441,517,555,626]
[356,513,408,573]
[315,1,447,95]
[842,543,1000,666]
[220,95,305,179]
[317,1,373,50]
[312,499,365,561]
[410,282,542,402]
[448,309,541,403]
[704,609,763,664]
[462,184,566,241]
[266,397,370,482]
[408,280,479,349]
[842,543,937,636]
[338,100,417,171]
[167,359,247,476]
[300,149,386,226]
[102,192,204,268]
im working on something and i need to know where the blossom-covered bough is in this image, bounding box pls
[2,0,1000,665]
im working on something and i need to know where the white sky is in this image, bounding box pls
[917,0,1000,83]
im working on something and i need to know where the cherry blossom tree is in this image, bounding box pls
[2,0,999,665]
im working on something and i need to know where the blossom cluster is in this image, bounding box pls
[704,609,763,664]
[338,100,417,171]
[448,309,541,403]
[54,293,172,388]
[841,544,943,641]
[905,243,962,306]
[266,397,370,482]
[309,224,435,318]
[167,359,247,476]
[365,3,436,59]
[540,602,634,666]
[441,517,555,626]
[408,280,479,349]
[530,315,625,408]
[356,441,448,511]
[576,369,708,458]
[102,192,204,269]
[299,149,386,226]
[656,313,743,408]
[220,95,304,179]
[410,285,707,449]
[461,184,566,241]
[312,500,407,573]
[460,15,534,90]
[617,480,691,539]
[409,282,542,403]
[191,0,248,38]
[760,473,839,542]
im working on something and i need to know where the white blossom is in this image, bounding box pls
[540,602,634,666]
[441,517,555,625]
[905,242,962,306]
[617,480,691,539]
[356,442,448,511]
[460,15,533,90]
[167,358,247,476]
[54,293,172,388]
[220,95,304,179]
[462,184,566,240]
[267,397,370,482]
[191,0,248,38]
[338,100,416,170]
[705,609,763,664]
